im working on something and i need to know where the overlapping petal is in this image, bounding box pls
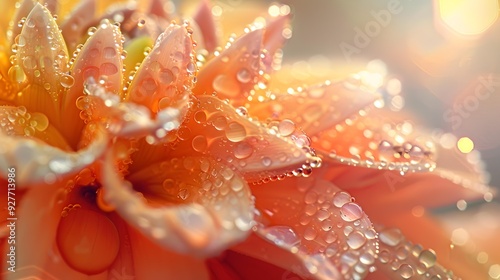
[101,150,254,256]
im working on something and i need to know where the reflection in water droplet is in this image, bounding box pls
[192,135,208,152]
[347,231,367,250]
[379,228,403,247]
[340,202,363,222]
[332,191,351,208]
[418,249,436,268]
[278,119,295,136]
[399,264,414,279]
[234,141,253,159]
[260,225,301,248]
[60,74,75,88]
[261,157,272,167]
[236,68,251,83]
[225,121,246,142]
[177,188,189,200]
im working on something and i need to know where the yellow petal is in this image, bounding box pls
[60,0,97,53]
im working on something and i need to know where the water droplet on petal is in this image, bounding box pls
[379,228,403,246]
[347,231,367,250]
[234,141,253,159]
[192,135,208,152]
[278,119,295,136]
[333,191,352,208]
[399,264,414,279]
[418,249,436,268]
[340,202,363,222]
[236,68,251,83]
[225,121,246,142]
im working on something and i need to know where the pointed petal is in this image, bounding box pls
[193,0,218,53]
[7,0,36,49]
[61,19,124,148]
[248,176,378,279]
[42,0,59,15]
[61,0,97,53]
[126,24,196,114]
[101,151,254,256]
[248,80,382,137]
[14,3,69,125]
[128,225,210,279]
[0,125,108,186]
[262,13,291,71]
[164,95,320,183]
[77,80,181,141]
[194,29,264,102]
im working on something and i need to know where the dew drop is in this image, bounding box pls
[159,68,174,84]
[234,141,253,159]
[236,68,251,83]
[192,135,208,152]
[418,249,436,268]
[347,231,367,250]
[399,264,414,279]
[303,227,317,241]
[100,63,118,75]
[212,115,227,130]
[60,74,75,88]
[8,65,26,83]
[340,202,363,222]
[261,156,272,167]
[379,228,403,246]
[332,191,351,208]
[278,119,295,136]
[225,121,246,142]
[260,226,300,248]
[177,188,189,200]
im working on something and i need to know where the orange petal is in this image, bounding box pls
[77,80,181,141]
[0,0,18,49]
[61,19,124,148]
[7,0,36,49]
[0,125,108,186]
[14,3,69,126]
[126,23,196,114]
[248,80,382,138]
[127,224,210,279]
[262,13,291,71]
[3,184,63,280]
[248,176,378,279]
[101,151,254,256]
[193,0,218,53]
[370,215,488,280]
[42,0,58,15]
[194,28,264,102]
[0,106,71,150]
[165,95,320,183]
[60,0,97,53]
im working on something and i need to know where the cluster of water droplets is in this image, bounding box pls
[103,155,254,254]
[168,95,321,183]
[0,106,49,136]
[76,78,181,142]
[256,178,378,279]
[376,225,457,279]
[326,117,436,176]
[8,4,70,103]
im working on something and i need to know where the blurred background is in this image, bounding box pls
[180,0,500,189]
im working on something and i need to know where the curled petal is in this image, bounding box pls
[248,177,378,279]
[101,152,254,256]
[61,19,124,147]
[0,126,108,186]
[60,0,97,53]
[77,80,181,141]
[14,3,69,124]
[166,95,320,183]
[126,24,196,114]
[194,28,264,102]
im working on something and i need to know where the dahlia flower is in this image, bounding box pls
[0,0,497,279]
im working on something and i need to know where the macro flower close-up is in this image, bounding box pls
[0,0,499,279]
